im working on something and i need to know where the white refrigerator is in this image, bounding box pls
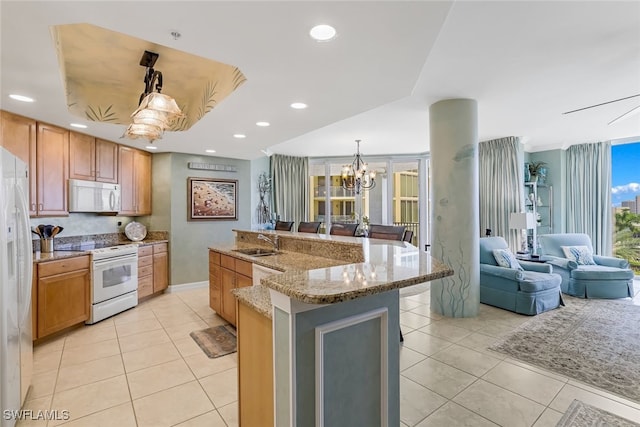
[0,147,33,427]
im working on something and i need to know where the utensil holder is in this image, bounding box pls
[41,238,54,253]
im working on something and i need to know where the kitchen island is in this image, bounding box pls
[211,229,453,427]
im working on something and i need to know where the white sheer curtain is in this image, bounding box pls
[479,136,525,251]
[270,154,309,226]
[566,141,612,255]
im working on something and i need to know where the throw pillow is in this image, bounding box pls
[561,245,596,265]
[492,249,523,270]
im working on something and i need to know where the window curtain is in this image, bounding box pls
[566,141,612,255]
[270,154,309,226]
[479,136,525,251]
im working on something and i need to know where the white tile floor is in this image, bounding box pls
[19,280,640,427]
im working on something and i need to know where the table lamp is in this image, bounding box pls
[509,212,537,254]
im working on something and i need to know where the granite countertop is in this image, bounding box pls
[222,234,454,317]
[234,285,273,318]
[32,239,169,263]
[33,250,89,263]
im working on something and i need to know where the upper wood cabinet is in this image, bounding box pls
[35,123,69,216]
[95,139,118,183]
[0,111,37,215]
[119,146,152,216]
[69,131,95,180]
[69,132,118,184]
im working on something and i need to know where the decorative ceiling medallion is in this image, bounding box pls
[51,23,246,131]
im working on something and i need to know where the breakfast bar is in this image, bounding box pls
[212,229,453,427]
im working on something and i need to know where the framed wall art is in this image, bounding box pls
[188,177,238,221]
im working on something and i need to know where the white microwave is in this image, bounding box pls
[68,179,121,213]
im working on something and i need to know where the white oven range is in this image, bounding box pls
[87,244,138,324]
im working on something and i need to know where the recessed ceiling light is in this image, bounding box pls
[290,102,308,110]
[309,24,336,42]
[233,134,246,139]
[256,121,270,127]
[9,94,34,103]
[70,123,88,129]
[146,145,157,150]
[206,149,216,153]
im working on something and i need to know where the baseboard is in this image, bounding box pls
[166,281,208,293]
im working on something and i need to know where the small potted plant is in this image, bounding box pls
[528,161,547,183]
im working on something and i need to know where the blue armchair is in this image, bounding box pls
[538,233,634,298]
[480,237,563,315]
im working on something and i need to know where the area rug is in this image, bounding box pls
[190,324,237,358]
[556,400,640,427]
[490,297,640,403]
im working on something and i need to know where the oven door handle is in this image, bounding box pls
[93,254,138,269]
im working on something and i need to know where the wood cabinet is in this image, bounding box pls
[1,111,37,215]
[35,255,90,338]
[69,133,118,183]
[209,250,252,326]
[237,301,274,427]
[137,245,154,299]
[35,123,69,216]
[137,243,169,300]
[119,146,152,215]
[153,243,168,292]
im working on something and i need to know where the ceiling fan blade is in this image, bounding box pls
[562,93,640,115]
[608,104,640,126]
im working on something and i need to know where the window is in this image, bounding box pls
[612,141,640,274]
[309,156,429,248]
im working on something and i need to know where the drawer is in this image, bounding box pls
[138,255,153,268]
[235,259,253,278]
[209,250,221,266]
[220,254,235,270]
[138,265,153,278]
[236,273,252,288]
[138,246,153,257]
[38,255,90,277]
[153,243,167,254]
[138,275,153,298]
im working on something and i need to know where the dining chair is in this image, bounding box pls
[275,221,294,231]
[297,221,321,233]
[329,223,359,236]
[368,224,406,241]
[402,230,414,243]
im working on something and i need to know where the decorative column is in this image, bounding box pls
[429,99,480,317]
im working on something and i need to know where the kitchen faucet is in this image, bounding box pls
[257,233,279,251]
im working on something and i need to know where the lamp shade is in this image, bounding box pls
[509,212,536,230]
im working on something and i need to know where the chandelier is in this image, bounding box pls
[122,50,183,143]
[341,139,376,194]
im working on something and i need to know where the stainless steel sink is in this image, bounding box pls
[232,248,281,257]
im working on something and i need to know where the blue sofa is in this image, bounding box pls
[480,237,563,315]
[538,233,634,298]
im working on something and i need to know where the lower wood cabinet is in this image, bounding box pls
[237,301,274,426]
[209,250,252,326]
[35,255,90,339]
[137,242,169,300]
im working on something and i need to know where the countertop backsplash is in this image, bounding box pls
[29,213,150,238]
[32,230,168,252]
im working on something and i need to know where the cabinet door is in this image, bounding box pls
[95,139,118,183]
[37,269,90,337]
[135,150,152,215]
[220,267,237,325]
[36,123,69,216]
[153,251,168,292]
[1,111,37,215]
[209,270,222,314]
[69,131,95,180]
[118,146,136,215]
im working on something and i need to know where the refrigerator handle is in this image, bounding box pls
[16,184,33,325]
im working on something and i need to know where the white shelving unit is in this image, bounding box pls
[525,182,553,251]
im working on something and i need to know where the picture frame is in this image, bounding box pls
[187,177,238,221]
